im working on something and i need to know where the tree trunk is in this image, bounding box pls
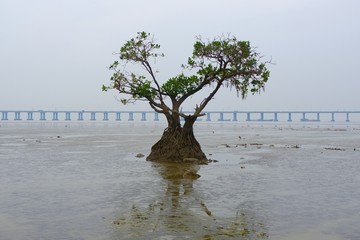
[146,117,208,164]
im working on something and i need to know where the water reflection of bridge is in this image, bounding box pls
[1,110,359,122]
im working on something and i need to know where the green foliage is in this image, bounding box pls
[103,32,270,114]
[102,32,163,104]
[161,74,201,98]
[130,78,155,99]
[119,31,164,62]
[186,35,270,99]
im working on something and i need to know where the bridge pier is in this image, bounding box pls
[346,112,350,122]
[78,112,84,121]
[90,112,96,121]
[206,112,211,121]
[218,112,230,121]
[232,112,238,121]
[288,113,292,122]
[27,112,33,120]
[301,112,306,121]
[39,111,46,120]
[246,112,251,121]
[128,112,134,121]
[116,112,121,121]
[14,112,21,120]
[103,112,109,121]
[141,112,146,121]
[154,112,159,121]
[65,112,71,121]
[52,112,59,121]
[1,111,8,120]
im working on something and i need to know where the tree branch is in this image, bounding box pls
[149,102,164,113]
[177,75,216,105]
[142,60,164,101]
[195,79,224,115]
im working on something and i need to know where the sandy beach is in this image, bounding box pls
[0,122,359,239]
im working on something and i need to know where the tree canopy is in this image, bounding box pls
[103,31,270,121]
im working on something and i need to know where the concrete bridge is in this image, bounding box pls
[1,110,359,122]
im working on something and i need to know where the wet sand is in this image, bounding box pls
[0,122,359,239]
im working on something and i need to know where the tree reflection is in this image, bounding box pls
[113,163,268,239]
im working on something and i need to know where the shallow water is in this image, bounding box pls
[0,122,360,239]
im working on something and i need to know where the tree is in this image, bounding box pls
[103,32,270,163]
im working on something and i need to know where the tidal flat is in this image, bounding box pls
[0,122,359,240]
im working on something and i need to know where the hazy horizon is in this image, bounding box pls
[1,0,359,111]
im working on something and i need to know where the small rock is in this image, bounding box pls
[209,159,219,163]
[324,147,345,151]
[240,166,245,169]
[249,143,263,146]
[135,153,145,158]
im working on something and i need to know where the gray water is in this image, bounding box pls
[1,122,360,239]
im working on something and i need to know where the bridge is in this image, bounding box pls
[1,110,360,123]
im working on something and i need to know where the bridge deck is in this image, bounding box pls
[1,110,360,122]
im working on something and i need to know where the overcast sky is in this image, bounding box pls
[1,0,359,111]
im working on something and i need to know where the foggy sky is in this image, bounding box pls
[1,0,359,111]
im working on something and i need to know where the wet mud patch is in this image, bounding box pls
[113,204,268,239]
[324,147,346,151]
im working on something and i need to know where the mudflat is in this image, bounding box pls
[0,122,359,239]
